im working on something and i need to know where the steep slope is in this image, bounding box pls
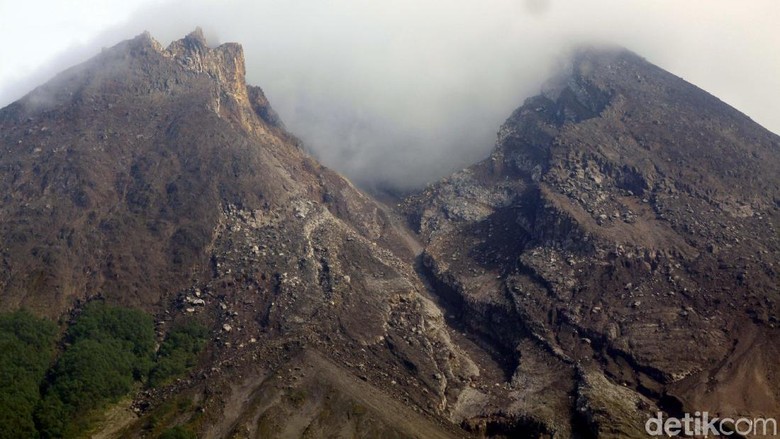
[0,29,288,314]
[4,31,779,438]
[0,30,485,438]
[405,47,780,436]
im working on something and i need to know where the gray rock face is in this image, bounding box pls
[0,30,509,438]
[2,30,779,438]
[405,47,780,436]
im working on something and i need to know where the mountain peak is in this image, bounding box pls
[164,29,246,94]
[1,27,489,439]
[2,28,780,439]
[405,40,780,437]
[536,45,641,118]
[8,29,253,121]
[185,26,208,46]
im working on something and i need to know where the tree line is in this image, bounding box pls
[0,303,207,438]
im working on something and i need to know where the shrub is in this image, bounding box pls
[148,321,208,388]
[158,425,197,439]
[47,338,137,410]
[2,303,206,438]
[67,302,156,378]
[0,311,57,439]
[36,302,156,437]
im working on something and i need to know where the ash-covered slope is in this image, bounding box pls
[406,47,780,437]
[0,30,485,438]
[0,29,294,314]
[4,30,780,438]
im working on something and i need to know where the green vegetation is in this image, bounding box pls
[68,302,156,358]
[158,425,197,439]
[0,303,209,438]
[0,311,57,439]
[148,321,208,388]
[36,302,156,438]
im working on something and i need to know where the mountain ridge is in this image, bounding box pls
[405,45,780,436]
[0,28,321,316]
[0,29,485,438]
[1,30,778,438]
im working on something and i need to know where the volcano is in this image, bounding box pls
[0,31,778,438]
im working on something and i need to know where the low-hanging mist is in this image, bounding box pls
[1,0,778,190]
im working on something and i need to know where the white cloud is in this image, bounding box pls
[1,0,778,189]
[0,0,163,87]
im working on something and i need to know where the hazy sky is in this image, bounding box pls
[1,0,778,190]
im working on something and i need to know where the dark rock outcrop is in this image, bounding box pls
[405,47,780,437]
[2,32,778,438]
[0,30,478,438]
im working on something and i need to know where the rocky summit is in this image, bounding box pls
[0,31,778,438]
[405,47,780,437]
